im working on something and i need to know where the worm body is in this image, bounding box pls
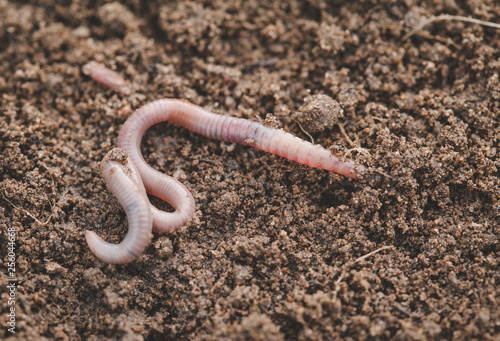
[82,61,133,95]
[86,149,152,264]
[118,99,366,179]
[88,99,366,264]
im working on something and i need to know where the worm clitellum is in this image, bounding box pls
[87,99,366,264]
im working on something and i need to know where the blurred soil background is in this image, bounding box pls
[0,0,499,340]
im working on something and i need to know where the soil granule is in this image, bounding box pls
[1,1,499,340]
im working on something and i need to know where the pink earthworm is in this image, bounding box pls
[85,148,152,264]
[87,99,366,264]
[82,61,133,95]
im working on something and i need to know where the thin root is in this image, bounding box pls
[2,192,54,226]
[294,120,315,144]
[337,123,355,147]
[338,123,371,161]
[404,14,500,40]
[343,147,371,160]
[354,245,394,264]
[333,245,394,298]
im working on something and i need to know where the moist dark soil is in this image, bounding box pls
[1,1,499,340]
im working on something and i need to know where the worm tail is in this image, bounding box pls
[86,148,152,264]
[189,112,365,179]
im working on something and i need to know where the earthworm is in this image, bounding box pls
[85,149,152,264]
[82,61,133,95]
[87,99,366,263]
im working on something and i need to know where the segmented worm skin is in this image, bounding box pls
[88,99,366,264]
[85,149,152,264]
[118,99,365,178]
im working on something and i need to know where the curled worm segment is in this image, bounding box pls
[85,148,152,264]
[87,99,366,264]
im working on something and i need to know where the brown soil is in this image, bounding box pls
[1,1,499,340]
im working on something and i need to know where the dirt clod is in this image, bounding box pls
[294,94,343,134]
